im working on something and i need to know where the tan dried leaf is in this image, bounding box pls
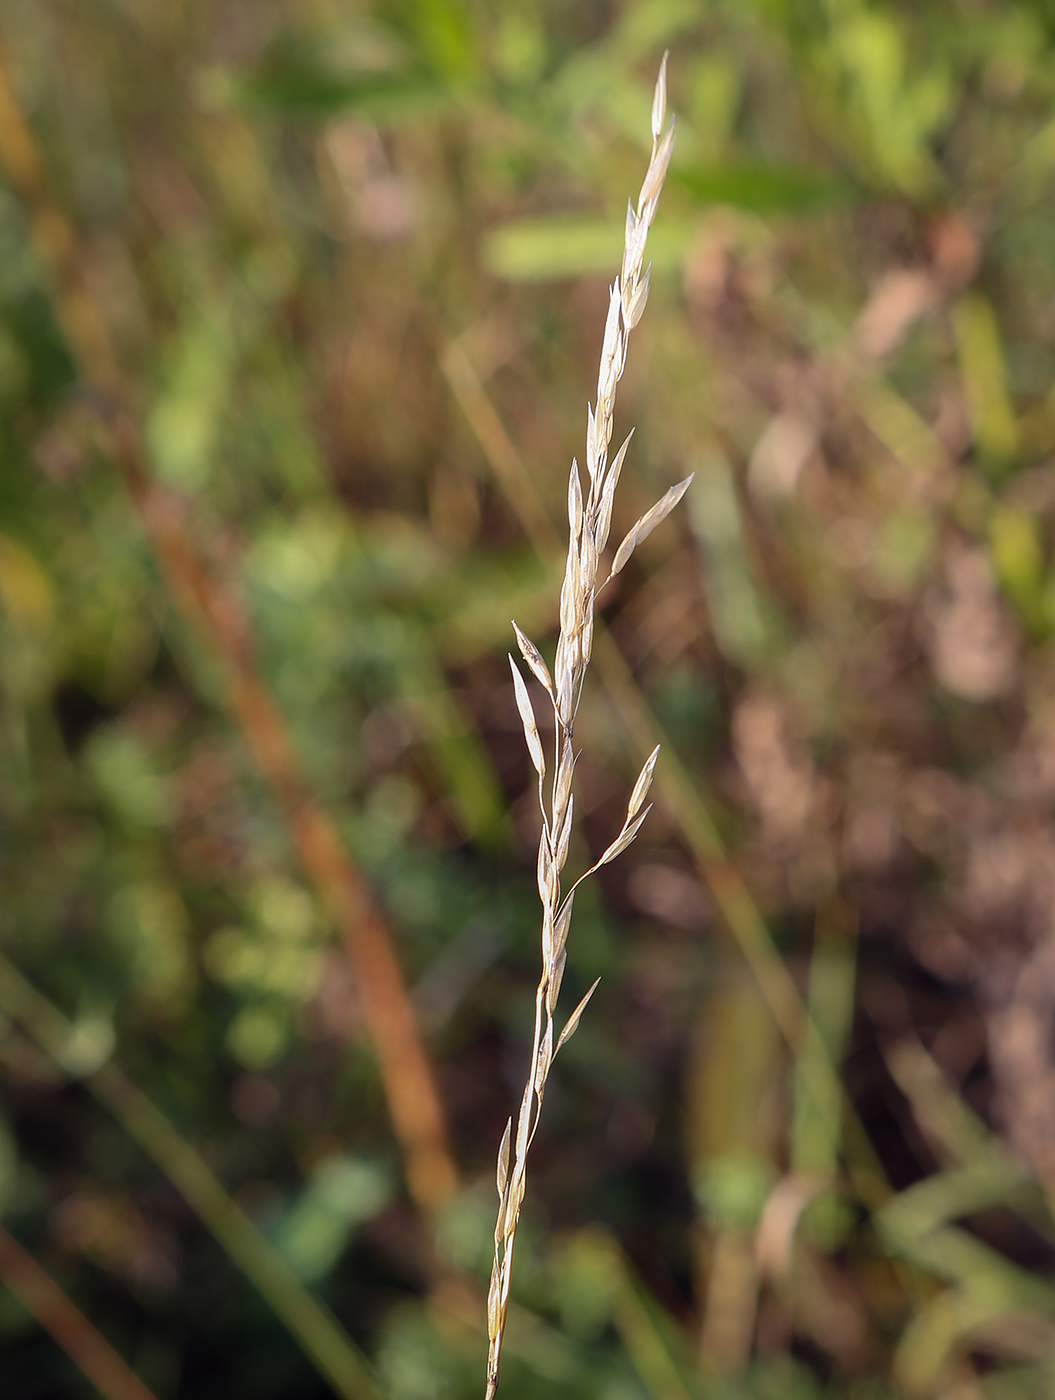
[624,199,637,250]
[546,945,567,1015]
[598,804,653,868]
[537,834,555,910]
[559,555,577,636]
[534,1023,553,1092]
[512,621,554,699]
[555,649,574,725]
[651,51,669,143]
[627,745,660,820]
[623,208,650,282]
[597,283,623,406]
[639,117,676,209]
[510,656,545,778]
[608,473,694,582]
[568,458,583,540]
[556,977,602,1055]
[579,521,598,597]
[624,262,651,330]
[555,792,574,870]
[496,1118,512,1198]
[515,1079,534,1160]
[597,430,634,550]
[553,893,574,954]
[586,404,599,480]
[552,745,575,834]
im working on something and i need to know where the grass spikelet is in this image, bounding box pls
[484,53,690,1399]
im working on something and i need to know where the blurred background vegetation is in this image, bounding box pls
[4,0,1055,1397]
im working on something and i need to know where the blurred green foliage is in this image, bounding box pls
[5,0,1055,1398]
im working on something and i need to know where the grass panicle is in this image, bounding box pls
[484,53,691,1400]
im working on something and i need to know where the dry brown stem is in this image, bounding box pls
[0,1223,160,1400]
[0,39,457,1221]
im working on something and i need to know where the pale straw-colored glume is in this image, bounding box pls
[484,53,692,1400]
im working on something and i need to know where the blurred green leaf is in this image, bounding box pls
[954,292,1020,471]
[677,162,849,211]
[225,64,449,120]
[879,1218,1055,1314]
[688,450,776,666]
[148,305,234,492]
[792,904,857,1237]
[867,508,936,596]
[108,883,194,1003]
[482,216,692,280]
[990,505,1048,633]
[812,6,952,194]
[226,1003,292,1069]
[695,1151,775,1230]
[878,1158,1044,1245]
[214,15,469,120]
[85,729,170,829]
[273,1156,393,1283]
[404,0,479,83]
[895,1288,1055,1396]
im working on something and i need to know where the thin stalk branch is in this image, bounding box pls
[0,1224,160,1400]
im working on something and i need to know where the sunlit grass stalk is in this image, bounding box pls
[485,54,690,1399]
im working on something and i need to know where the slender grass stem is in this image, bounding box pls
[484,55,689,1398]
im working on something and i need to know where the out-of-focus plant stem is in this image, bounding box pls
[0,37,458,1223]
[0,953,380,1400]
[0,1221,161,1400]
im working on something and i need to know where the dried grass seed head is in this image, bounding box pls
[484,53,689,1400]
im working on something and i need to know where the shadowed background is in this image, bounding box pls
[2,2,1055,1397]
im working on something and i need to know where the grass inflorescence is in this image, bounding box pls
[484,53,691,1400]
